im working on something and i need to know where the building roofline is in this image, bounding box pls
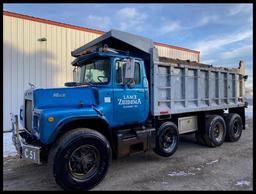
[3,10,200,54]
[3,10,105,35]
[154,42,200,54]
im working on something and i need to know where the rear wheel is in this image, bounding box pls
[48,128,112,191]
[203,115,226,147]
[224,113,243,142]
[154,122,179,157]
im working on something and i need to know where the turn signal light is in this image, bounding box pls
[48,116,55,123]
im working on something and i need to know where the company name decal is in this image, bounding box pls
[118,95,141,108]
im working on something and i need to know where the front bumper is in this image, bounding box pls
[10,113,42,164]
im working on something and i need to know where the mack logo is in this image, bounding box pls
[118,95,141,105]
[53,92,66,98]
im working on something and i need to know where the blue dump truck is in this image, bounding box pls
[11,30,248,190]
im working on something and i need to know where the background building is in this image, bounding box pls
[3,11,200,130]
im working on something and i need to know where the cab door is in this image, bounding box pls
[113,58,146,126]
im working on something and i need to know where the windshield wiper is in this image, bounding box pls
[77,81,93,86]
[65,81,92,87]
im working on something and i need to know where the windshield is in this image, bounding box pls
[77,58,110,85]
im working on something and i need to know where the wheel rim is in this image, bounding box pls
[233,119,241,138]
[68,145,100,181]
[213,123,224,142]
[160,129,177,152]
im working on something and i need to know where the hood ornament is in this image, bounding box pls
[29,82,36,88]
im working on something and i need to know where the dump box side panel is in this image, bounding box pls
[152,60,246,116]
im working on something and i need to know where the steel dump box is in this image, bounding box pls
[151,56,246,116]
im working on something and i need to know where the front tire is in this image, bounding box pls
[48,128,112,191]
[154,122,179,157]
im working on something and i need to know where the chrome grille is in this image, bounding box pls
[25,100,32,132]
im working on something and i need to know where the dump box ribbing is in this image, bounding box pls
[151,57,246,116]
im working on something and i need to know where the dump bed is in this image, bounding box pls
[150,54,247,116]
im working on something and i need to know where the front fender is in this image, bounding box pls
[39,107,102,144]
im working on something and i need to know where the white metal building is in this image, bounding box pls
[3,11,200,130]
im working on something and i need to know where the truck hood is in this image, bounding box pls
[33,86,95,109]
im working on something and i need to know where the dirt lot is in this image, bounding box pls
[3,119,253,191]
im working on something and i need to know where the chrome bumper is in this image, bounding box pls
[10,113,42,164]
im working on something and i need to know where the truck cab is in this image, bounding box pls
[70,51,149,128]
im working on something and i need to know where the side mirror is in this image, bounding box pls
[121,58,135,88]
[124,58,135,79]
[73,67,78,82]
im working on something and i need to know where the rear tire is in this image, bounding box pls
[224,113,243,142]
[203,115,226,147]
[48,128,112,191]
[154,122,179,157]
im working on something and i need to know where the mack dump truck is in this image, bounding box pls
[11,29,248,190]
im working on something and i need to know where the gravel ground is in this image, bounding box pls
[3,119,253,191]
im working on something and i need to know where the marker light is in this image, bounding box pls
[48,116,55,123]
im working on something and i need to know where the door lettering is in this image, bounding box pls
[118,95,142,107]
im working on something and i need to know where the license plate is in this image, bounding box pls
[22,145,41,164]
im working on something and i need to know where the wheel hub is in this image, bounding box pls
[213,123,224,142]
[68,145,100,181]
[161,130,176,150]
[233,119,241,137]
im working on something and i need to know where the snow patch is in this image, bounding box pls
[235,180,250,186]
[168,171,195,177]
[3,132,17,157]
[245,105,253,119]
[206,159,218,165]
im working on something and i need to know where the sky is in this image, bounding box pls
[3,3,253,90]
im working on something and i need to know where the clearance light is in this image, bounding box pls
[48,116,55,123]
[79,49,92,56]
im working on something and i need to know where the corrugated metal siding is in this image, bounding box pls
[3,15,101,130]
[155,45,199,62]
[3,13,200,130]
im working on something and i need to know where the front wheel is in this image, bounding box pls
[154,122,179,157]
[48,128,112,191]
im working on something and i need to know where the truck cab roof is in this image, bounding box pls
[71,29,154,58]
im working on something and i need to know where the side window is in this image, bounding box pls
[115,60,140,85]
